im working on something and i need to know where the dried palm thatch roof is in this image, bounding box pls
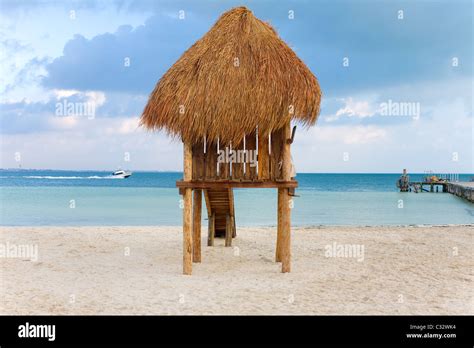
[141,6,321,145]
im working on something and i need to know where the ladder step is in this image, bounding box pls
[204,188,236,241]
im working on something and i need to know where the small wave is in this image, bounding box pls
[22,175,124,180]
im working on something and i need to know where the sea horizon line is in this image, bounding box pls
[1,168,473,175]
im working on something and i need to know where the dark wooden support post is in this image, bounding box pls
[183,142,193,275]
[204,189,213,246]
[192,189,202,263]
[207,212,215,246]
[225,213,232,247]
[232,215,236,238]
[228,188,236,238]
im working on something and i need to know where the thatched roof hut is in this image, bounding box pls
[141,7,322,275]
[141,6,321,145]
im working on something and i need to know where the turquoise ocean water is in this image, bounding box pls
[1,170,473,226]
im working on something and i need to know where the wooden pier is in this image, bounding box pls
[408,181,448,193]
[398,170,473,203]
[446,182,474,203]
[406,181,474,203]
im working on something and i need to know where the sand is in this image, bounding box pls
[0,225,472,315]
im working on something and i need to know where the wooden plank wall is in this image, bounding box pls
[192,129,285,181]
[243,134,257,180]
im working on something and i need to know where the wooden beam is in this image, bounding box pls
[176,180,298,189]
[280,123,292,273]
[183,142,193,275]
[280,188,291,273]
[258,131,270,180]
[228,188,236,238]
[232,215,236,238]
[228,188,234,217]
[281,123,292,180]
[192,189,202,263]
[184,143,192,181]
[275,188,283,262]
[225,213,232,247]
[203,189,211,217]
[207,212,215,246]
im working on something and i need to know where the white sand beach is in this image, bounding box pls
[0,225,472,315]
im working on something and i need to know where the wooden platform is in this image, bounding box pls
[177,179,298,190]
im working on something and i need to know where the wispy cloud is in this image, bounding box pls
[325,97,379,122]
[0,0,472,172]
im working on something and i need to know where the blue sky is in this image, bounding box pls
[0,0,472,173]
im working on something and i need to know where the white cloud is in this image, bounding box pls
[47,115,78,129]
[84,91,106,108]
[0,118,181,171]
[53,89,106,107]
[106,117,140,135]
[297,124,387,145]
[343,126,387,144]
[326,97,379,122]
[53,89,80,99]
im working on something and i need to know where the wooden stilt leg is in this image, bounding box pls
[225,213,232,247]
[192,189,202,263]
[183,142,193,275]
[276,188,283,262]
[281,188,291,273]
[207,212,215,246]
[229,188,236,238]
[183,188,193,275]
[280,123,292,273]
[232,215,236,238]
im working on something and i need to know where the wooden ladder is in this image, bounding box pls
[204,188,236,247]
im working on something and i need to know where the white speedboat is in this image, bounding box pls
[112,170,132,178]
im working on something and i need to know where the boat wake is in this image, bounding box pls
[22,175,125,180]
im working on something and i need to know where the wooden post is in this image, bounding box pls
[203,189,213,246]
[183,142,193,275]
[232,215,236,238]
[280,188,291,273]
[228,189,236,238]
[192,189,202,263]
[280,123,292,273]
[275,188,284,262]
[258,131,270,180]
[207,212,215,246]
[225,213,232,247]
